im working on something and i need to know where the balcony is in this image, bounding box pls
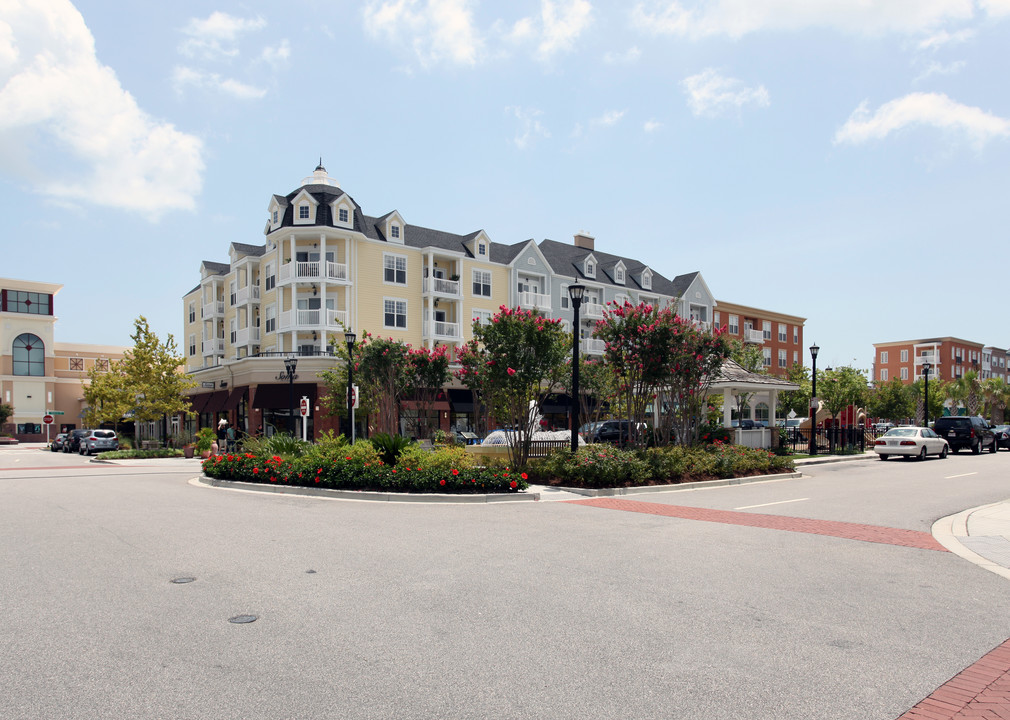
[582,338,606,355]
[235,286,261,305]
[519,292,551,311]
[278,308,348,331]
[202,300,225,318]
[423,277,461,298]
[582,302,604,320]
[202,338,224,356]
[423,320,461,341]
[278,260,349,286]
[914,353,937,365]
[691,320,711,333]
[744,329,764,344]
[235,327,261,346]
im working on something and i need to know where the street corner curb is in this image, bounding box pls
[793,453,877,467]
[931,506,1010,582]
[194,475,540,504]
[553,470,803,497]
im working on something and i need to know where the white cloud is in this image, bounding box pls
[833,92,1010,149]
[363,0,483,67]
[537,0,593,60]
[0,0,204,215]
[681,68,770,117]
[261,40,291,67]
[980,0,1010,17]
[631,0,975,39]
[507,105,550,149]
[172,67,267,99]
[913,59,966,83]
[603,46,641,64]
[916,27,975,51]
[643,119,662,132]
[179,12,266,59]
[593,109,626,126]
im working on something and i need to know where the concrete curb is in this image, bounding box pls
[793,453,877,467]
[551,471,803,497]
[196,475,541,503]
[932,505,1010,582]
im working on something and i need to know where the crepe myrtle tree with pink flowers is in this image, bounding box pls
[456,306,570,469]
[320,332,410,436]
[404,344,451,439]
[593,301,731,447]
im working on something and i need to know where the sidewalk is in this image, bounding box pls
[933,502,1010,581]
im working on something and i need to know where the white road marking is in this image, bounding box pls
[944,472,978,479]
[734,498,809,510]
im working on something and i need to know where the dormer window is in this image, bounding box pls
[478,242,486,256]
[391,224,400,239]
[299,205,309,219]
[585,261,594,278]
[272,210,278,224]
[642,270,652,290]
[339,208,349,223]
[615,266,625,283]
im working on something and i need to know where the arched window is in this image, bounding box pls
[755,402,770,423]
[13,333,45,376]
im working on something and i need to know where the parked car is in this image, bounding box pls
[872,422,895,433]
[78,429,119,455]
[63,428,91,453]
[732,419,756,430]
[783,418,807,442]
[50,432,68,452]
[993,425,1010,450]
[873,426,949,461]
[931,416,996,454]
[582,420,645,446]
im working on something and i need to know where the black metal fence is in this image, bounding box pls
[779,426,872,454]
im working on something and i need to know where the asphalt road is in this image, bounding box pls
[2,446,1009,720]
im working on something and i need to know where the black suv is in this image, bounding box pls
[62,428,91,454]
[932,416,996,454]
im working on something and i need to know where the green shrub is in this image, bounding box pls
[528,445,651,488]
[369,432,413,465]
[97,449,184,459]
[241,432,310,459]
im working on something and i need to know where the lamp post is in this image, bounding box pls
[284,357,298,436]
[922,361,932,428]
[809,344,819,456]
[568,284,586,453]
[345,330,356,443]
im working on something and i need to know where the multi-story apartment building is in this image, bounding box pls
[1,278,128,441]
[712,301,806,378]
[183,166,714,438]
[982,346,1007,382]
[872,337,988,385]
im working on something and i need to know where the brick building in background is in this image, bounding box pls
[714,301,806,378]
[872,337,992,385]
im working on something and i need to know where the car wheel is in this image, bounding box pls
[990,439,998,454]
[940,445,948,459]
[972,440,981,455]
[918,447,927,461]
[878,454,888,461]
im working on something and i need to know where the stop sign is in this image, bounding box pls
[43,414,54,425]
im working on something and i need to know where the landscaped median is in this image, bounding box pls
[199,433,794,496]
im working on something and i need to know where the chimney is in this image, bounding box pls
[574,231,595,251]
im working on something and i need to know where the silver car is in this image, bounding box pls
[79,429,119,455]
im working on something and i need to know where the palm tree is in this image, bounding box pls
[981,378,1010,424]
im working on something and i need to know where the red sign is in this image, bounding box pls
[299,397,310,417]
[43,414,54,425]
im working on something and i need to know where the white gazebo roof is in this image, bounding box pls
[708,359,800,393]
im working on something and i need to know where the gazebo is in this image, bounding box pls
[708,359,801,448]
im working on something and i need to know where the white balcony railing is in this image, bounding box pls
[278,260,349,285]
[424,320,461,340]
[744,329,764,344]
[582,302,604,319]
[583,338,606,354]
[914,353,937,365]
[519,292,551,310]
[202,338,224,355]
[202,301,224,317]
[235,327,261,346]
[235,286,261,305]
[423,277,461,297]
[278,308,348,331]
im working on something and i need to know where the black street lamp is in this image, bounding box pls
[345,330,356,443]
[284,357,298,435]
[568,284,586,453]
[922,361,932,428]
[809,344,819,456]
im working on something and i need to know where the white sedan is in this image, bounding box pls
[873,426,949,461]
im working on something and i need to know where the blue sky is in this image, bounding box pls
[2,0,1009,372]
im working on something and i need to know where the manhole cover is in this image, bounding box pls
[306,570,316,574]
[229,614,258,624]
[170,577,196,584]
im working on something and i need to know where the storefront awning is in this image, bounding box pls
[202,390,231,414]
[252,383,317,409]
[222,388,247,411]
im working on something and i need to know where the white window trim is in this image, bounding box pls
[383,297,408,330]
[383,252,408,285]
[472,269,492,297]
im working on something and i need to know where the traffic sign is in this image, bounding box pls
[299,396,310,417]
[48,410,65,415]
[43,414,54,425]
